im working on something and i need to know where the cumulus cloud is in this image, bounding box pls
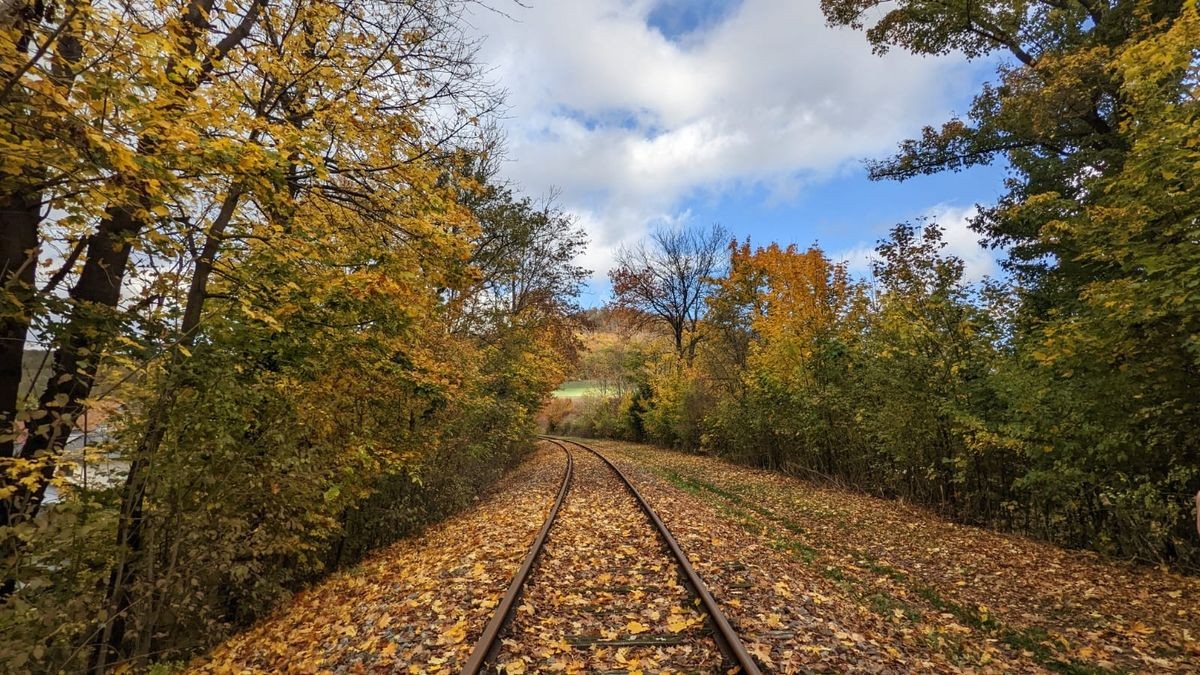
[835,244,878,280]
[466,0,977,279]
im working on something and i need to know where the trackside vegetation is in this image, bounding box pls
[3,0,1199,670]
[0,0,585,670]
[562,0,1200,571]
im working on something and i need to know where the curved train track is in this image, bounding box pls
[461,436,762,674]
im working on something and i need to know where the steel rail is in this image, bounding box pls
[460,440,573,675]
[550,436,763,675]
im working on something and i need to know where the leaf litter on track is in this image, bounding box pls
[587,437,1200,673]
[192,444,567,674]
[190,435,1200,673]
[490,446,724,674]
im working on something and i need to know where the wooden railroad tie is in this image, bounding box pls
[565,633,689,648]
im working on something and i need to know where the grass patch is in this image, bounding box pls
[552,380,615,398]
[865,560,907,582]
[998,627,1118,675]
[821,565,845,581]
[653,467,771,537]
[867,592,922,622]
[768,536,818,564]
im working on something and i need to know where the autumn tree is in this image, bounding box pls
[0,0,589,670]
[1,0,273,590]
[609,224,727,361]
[988,5,1200,561]
[819,0,1200,565]
[820,0,1182,296]
[860,225,1007,508]
[701,242,865,471]
[460,184,589,333]
[564,0,1199,574]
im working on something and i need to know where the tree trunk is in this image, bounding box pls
[90,189,240,672]
[0,0,239,588]
[0,193,40,460]
[0,192,41,596]
[0,3,91,599]
[15,204,138,479]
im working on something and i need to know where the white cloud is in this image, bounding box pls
[833,204,998,284]
[467,0,977,279]
[835,244,878,280]
[925,204,998,283]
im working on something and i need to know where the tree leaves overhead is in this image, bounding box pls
[0,0,584,669]
[821,0,1190,291]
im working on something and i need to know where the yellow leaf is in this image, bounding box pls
[748,642,775,668]
[443,620,467,644]
[666,615,690,633]
[625,620,648,634]
[1128,621,1154,636]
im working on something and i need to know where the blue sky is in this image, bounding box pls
[466,0,1009,306]
[646,0,742,38]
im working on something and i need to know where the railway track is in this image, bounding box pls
[461,437,762,674]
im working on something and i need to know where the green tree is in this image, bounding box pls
[994,3,1200,562]
[861,224,1008,512]
[820,0,1186,302]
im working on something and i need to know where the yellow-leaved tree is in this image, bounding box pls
[1,0,585,670]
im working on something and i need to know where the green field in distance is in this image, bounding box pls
[552,380,614,398]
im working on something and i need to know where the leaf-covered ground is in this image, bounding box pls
[192,438,1199,673]
[589,438,1200,673]
[490,446,722,673]
[193,445,566,673]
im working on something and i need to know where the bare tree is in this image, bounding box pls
[609,224,727,361]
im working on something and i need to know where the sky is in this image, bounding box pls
[464,0,1010,305]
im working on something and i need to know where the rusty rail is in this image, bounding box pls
[460,441,573,675]
[554,437,763,675]
[462,436,762,674]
